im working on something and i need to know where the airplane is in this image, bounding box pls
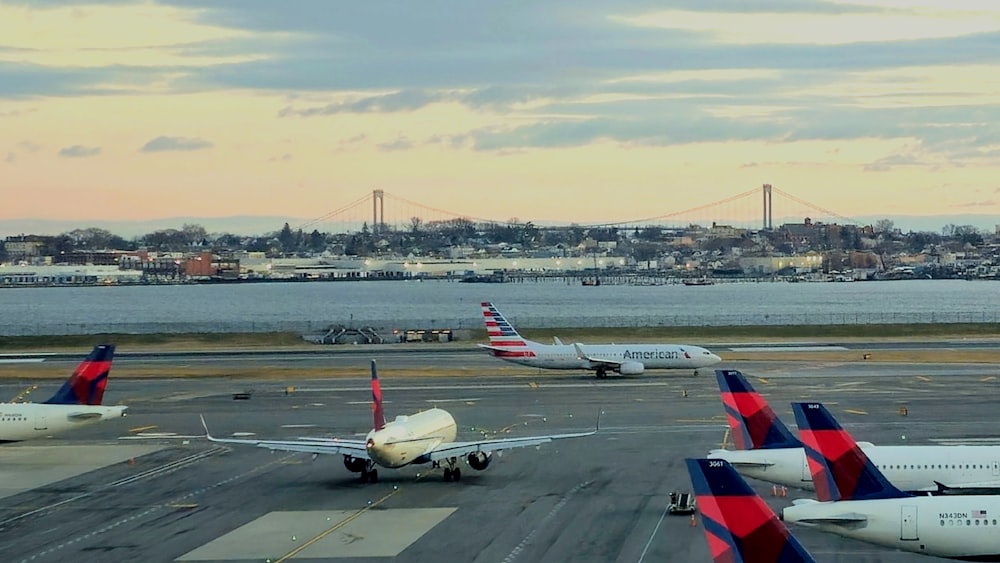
[707,369,1000,495]
[201,359,599,483]
[782,402,1000,561]
[1,344,128,442]
[478,302,721,378]
[687,457,816,563]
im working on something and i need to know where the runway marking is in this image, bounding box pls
[2,447,225,530]
[424,398,481,403]
[128,425,158,433]
[729,346,849,352]
[18,451,296,563]
[917,376,932,382]
[982,376,996,382]
[280,424,317,429]
[273,489,401,563]
[0,359,44,364]
[502,480,592,563]
[843,409,868,415]
[637,498,671,563]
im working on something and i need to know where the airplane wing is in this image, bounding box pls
[200,415,370,458]
[425,414,600,461]
[573,343,623,367]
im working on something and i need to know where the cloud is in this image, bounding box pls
[16,140,41,152]
[140,136,214,152]
[4,151,14,163]
[279,90,451,117]
[376,136,414,152]
[267,153,292,162]
[58,145,102,158]
[953,199,997,208]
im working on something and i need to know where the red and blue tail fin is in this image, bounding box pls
[370,360,386,431]
[480,302,535,358]
[716,370,801,450]
[791,402,907,502]
[43,344,115,405]
[687,458,815,563]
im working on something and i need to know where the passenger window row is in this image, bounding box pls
[880,464,988,470]
[942,519,997,527]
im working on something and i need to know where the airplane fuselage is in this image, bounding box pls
[0,403,129,442]
[364,408,457,468]
[489,343,720,371]
[709,445,1000,493]
[783,496,1000,560]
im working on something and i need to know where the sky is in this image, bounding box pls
[2,0,1000,233]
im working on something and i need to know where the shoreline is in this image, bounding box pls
[1,322,999,352]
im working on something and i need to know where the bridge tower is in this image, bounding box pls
[762,184,773,230]
[372,189,385,231]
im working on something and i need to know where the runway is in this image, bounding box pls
[1,352,997,562]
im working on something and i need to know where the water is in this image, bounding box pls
[1,279,997,335]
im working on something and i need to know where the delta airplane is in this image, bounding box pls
[781,402,1000,561]
[202,360,598,483]
[1,344,128,442]
[478,302,721,377]
[707,369,1000,495]
[687,457,816,563]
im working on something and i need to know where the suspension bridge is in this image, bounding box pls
[297,185,859,233]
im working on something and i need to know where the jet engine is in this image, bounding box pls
[466,451,493,471]
[343,455,366,473]
[618,362,645,375]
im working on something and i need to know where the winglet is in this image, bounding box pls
[791,402,908,502]
[371,360,386,431]
[715,369,801,450]
[686,458,816,563]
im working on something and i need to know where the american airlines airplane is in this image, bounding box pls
[782,402,1000,561]
[478,302,721,377]
[202,360,598,483]
[687,457,816,563]
[707,369,1000,494]
[1,344,128,442]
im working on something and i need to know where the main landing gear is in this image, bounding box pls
[595,366,608,379]
[434,457,462,482]
[359,460,379,483]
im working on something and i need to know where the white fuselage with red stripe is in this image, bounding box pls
[481,341,720,370]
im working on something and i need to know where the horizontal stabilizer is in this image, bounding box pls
[796,513,868,524]
[67,412,103,420]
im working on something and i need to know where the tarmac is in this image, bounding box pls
[1,352,997,562]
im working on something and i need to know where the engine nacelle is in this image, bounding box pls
[618,361,644,375]
[343,455,366,473]
[466,451,493,471]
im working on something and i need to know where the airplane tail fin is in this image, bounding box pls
[43,344,115,405]
[715,369,801,450]
[480,302,536,357]
[371,360,386,431]
[791,402,908,502]
[687,458,816,563]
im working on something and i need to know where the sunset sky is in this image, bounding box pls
[2,0,1000,233]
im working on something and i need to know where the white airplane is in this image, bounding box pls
[782,402,1000,561]
[1,344,128,442]
[478,302,721,378]
[707,369,1000,495]
[201,360,599,482]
